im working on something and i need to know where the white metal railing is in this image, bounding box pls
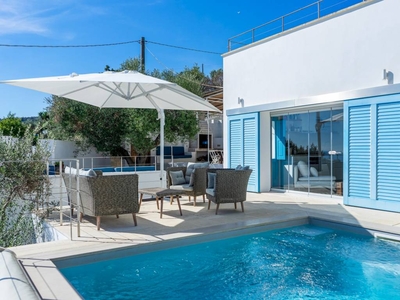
[228,0,370,51]
[77,155,158,171]
[44,158,80,240]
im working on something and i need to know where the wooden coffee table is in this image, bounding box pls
[139,187,186,218]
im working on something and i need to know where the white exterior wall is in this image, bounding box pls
[44,139,111,168]
[223,0,400,112]
[46,139,96,159]
[223,0,400,190]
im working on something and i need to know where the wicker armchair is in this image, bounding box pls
[166,166,208,206]
[206,169,252,214]
[62,173,140,230]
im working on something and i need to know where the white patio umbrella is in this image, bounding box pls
[0,70,220,185]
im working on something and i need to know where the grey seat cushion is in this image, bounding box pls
[170,184,193,191]
[206,188,215,196]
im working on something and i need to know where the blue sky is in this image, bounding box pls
[0,0,356,118]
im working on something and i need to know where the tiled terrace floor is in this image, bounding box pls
[10,192,400,299]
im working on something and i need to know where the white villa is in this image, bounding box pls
[223,0,400,212]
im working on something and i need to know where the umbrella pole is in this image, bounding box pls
[207,111,210,163]
[160,109,165,187]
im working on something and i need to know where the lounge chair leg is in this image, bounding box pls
[240,202,244,212]
[139,193,143,206]
[208,200,211,210]
[160,196,164,218]
[132,213,137,226]
[116,214,119,218]
[215,204,220,215]
[234,203,237,210]
[176,197,182,216]
[156,197,159,210]
[80,212,83,222]
[203,194,205,203]
[189,196,191,202]
[96,216,101,230]
[193,196,196,206]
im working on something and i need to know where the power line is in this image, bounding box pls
[0,40,140,48]
[146,40,222,55]
[145,45,222,89]
[0,39,222,55]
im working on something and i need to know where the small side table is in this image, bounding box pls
[139,187,186,218]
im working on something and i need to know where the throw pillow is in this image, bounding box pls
[170,170,186,185]
[185,164,196,182]
[207,172,216,189]
[242,165,250,170]
[64,166,77,175]
[79,169,97,177]
[186,162,209,182]
[310,167,319,177]
[235,165,243,170]
[198,162,209,168]
[297,161,309,177]
[209,164,223,169]
[175,162,187,167]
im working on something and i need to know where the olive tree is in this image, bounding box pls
[0,113,26,138]
[0,127,52,247]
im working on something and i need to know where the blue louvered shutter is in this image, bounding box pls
[376,102,400,202]
[348,106,371,198]
[229,119,242,168]
[228,113,259,192]
[243,116,258,191]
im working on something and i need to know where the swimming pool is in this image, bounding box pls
[59,224,400,299]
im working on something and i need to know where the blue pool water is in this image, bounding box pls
[60,225,400,299]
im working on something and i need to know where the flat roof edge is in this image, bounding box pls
[226,83,400,116]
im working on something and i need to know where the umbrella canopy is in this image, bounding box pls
[1,70,219,111]
[1,70,220,185]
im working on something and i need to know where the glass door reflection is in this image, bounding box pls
[271,108,343,195]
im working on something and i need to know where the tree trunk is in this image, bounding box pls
[112,146,135,166]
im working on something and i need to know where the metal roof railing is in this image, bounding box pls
[227,0,370,52]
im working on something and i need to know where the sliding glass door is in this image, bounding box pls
[271,108,343,195]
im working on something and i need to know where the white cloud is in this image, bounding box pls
[0,0,106,36]
[0,1,57,35]
[0,18,48,35]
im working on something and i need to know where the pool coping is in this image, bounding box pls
[18,213,400,300]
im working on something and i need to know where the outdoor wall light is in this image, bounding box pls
[383,69,394,84]
[238,97,244,105]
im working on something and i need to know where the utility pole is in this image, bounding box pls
[140,37,145,73]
